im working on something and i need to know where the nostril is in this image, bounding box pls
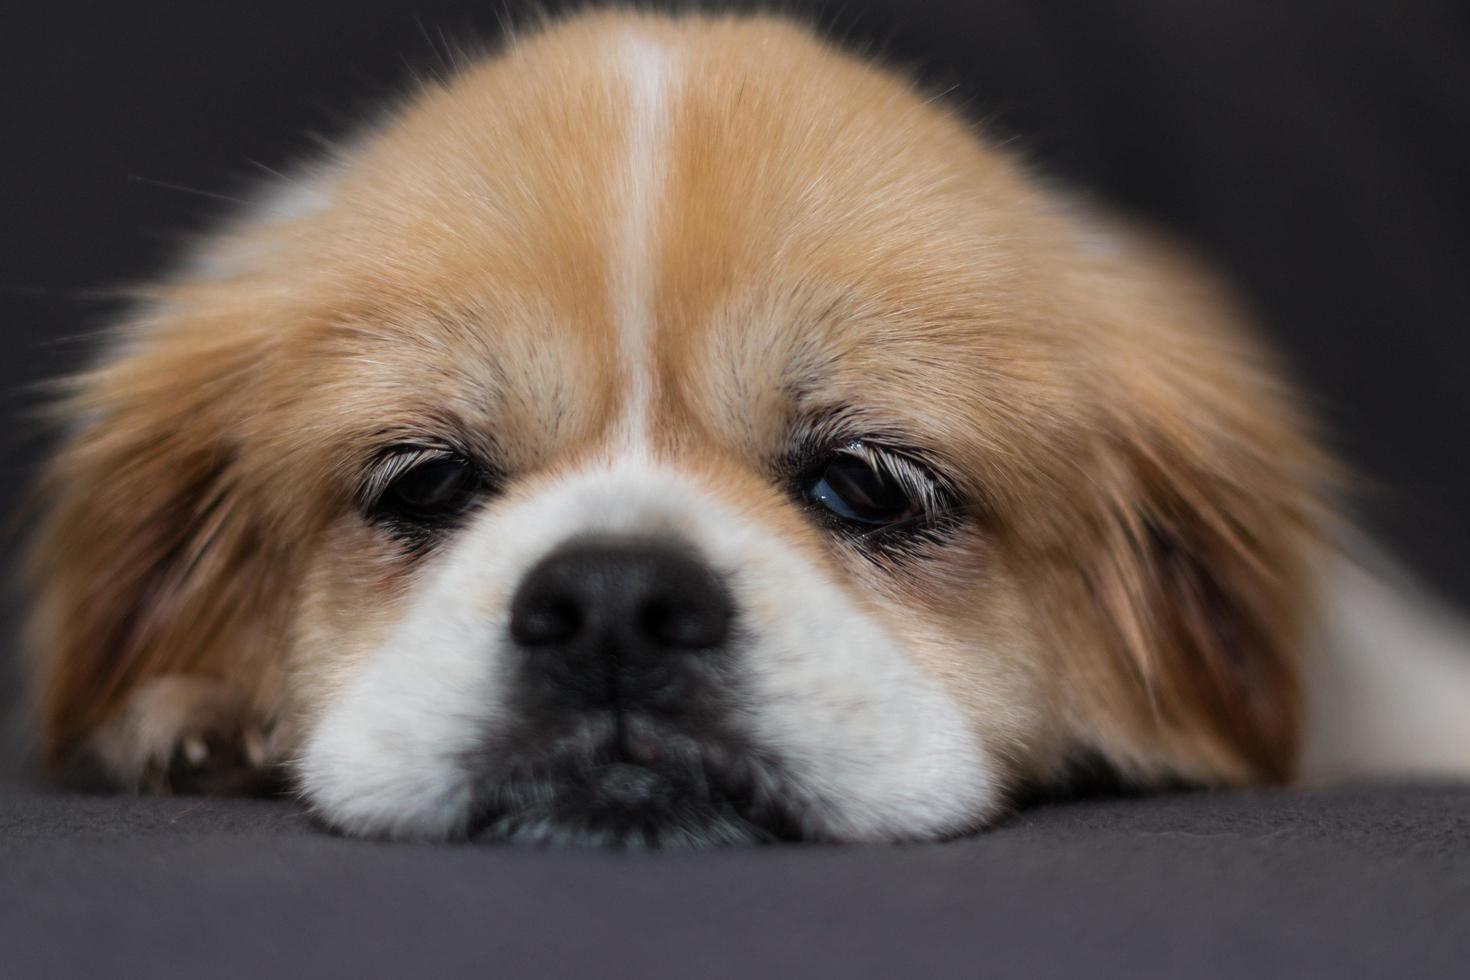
[510,594,583,646]
[640,594,731,650]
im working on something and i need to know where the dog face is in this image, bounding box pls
[29,13,1325,845]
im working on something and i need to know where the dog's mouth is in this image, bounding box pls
[466,715,809,848]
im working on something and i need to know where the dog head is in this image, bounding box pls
[29,12,1325,845]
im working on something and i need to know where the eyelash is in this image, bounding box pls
[788,426,964,544]
[831,441,954,523]
[354,442,496,555]
[355,446,459,512]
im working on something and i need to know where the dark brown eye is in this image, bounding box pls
[800,440,950,532]
[385,457,477,515]
[807,454,919,525]
[364,450,486,534]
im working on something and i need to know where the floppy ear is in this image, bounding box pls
[27,300,290,786]
[1048,232,1330,787]
[1078,429,1316,783]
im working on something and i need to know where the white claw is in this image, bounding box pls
[243,728,268,769]
[182,735,209,766]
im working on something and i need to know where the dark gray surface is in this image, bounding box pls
[3,779,1467,979]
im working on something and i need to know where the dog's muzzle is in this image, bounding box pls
[468,537,804,847]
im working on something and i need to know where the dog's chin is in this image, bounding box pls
[467,718,809,848]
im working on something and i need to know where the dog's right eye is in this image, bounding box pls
[383,457,478,516]
[361,448,487,536]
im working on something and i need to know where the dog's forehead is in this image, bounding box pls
[282,16,1069,471]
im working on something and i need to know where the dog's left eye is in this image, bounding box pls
[803,442,943,529]
[807,454,919,525]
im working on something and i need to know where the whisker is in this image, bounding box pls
[127,175,248,206]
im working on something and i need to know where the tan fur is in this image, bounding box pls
[28,11,1327,802]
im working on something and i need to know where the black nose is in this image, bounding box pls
[509,538,734,708]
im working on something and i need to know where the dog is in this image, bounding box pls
[25,10,1470,846]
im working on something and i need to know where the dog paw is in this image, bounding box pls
[68,675,284,796]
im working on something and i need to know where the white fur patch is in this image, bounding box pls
[294,565,515,839]
[1301,543,1470,779]
[298,459,994,841]
[608,32,677,449]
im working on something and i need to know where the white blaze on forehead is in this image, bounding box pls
[609,32,677,450]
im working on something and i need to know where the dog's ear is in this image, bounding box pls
[27,297,290,780]
[1079,427,1316,784]
[1047,231,1330,786]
